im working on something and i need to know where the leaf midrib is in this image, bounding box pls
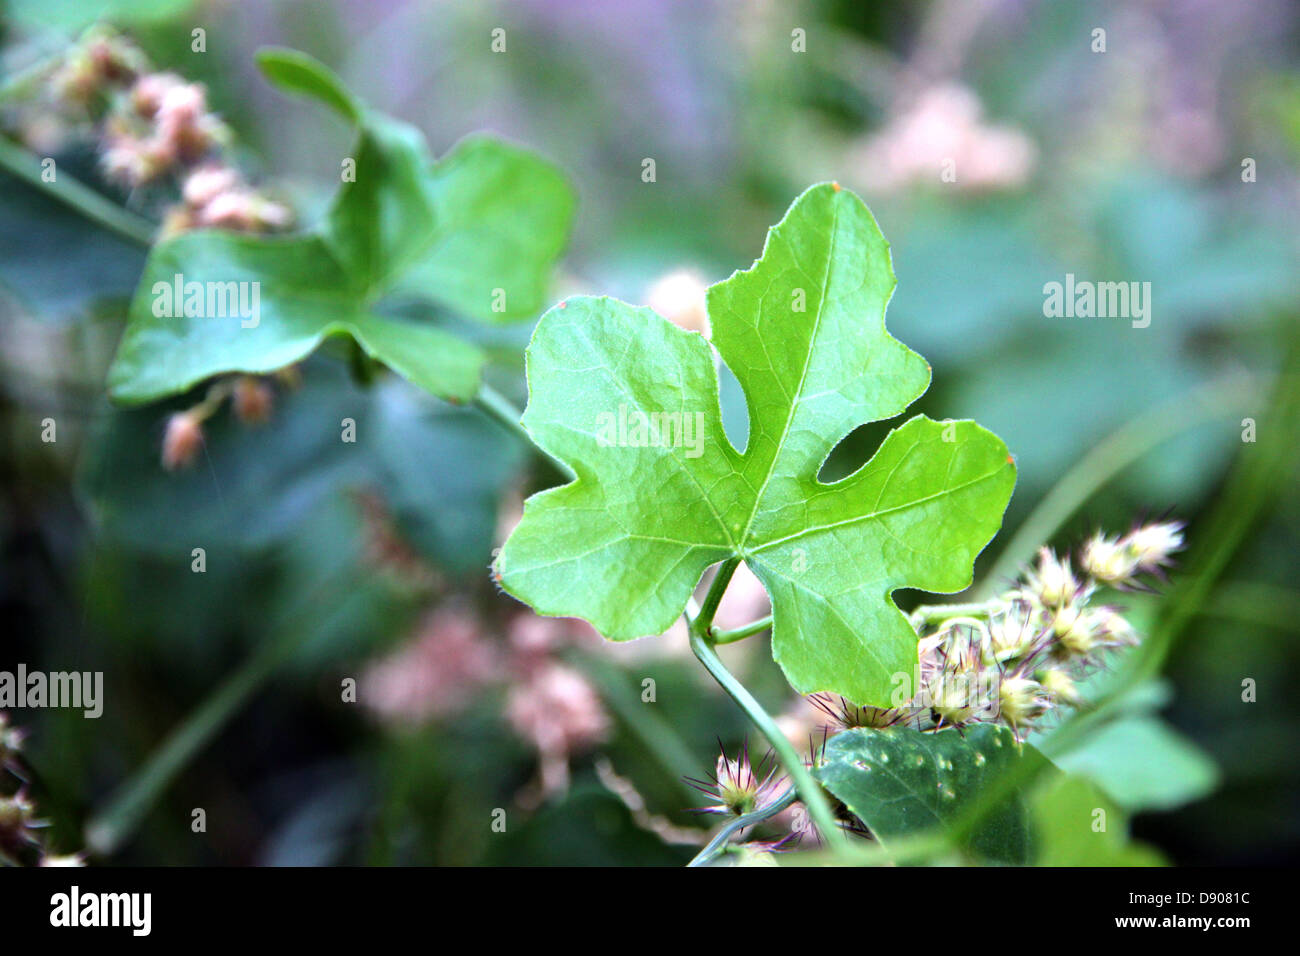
[734,196,841,552]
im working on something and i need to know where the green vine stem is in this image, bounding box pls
[0,136,156,247]
[974,371,1261,599]
[907,600,997,627]
[85,565,355,855]
[473,382,576,481]
[711,614,772,644]
[687,788,797,866]
[687,559,848,850]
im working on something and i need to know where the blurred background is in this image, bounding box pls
[1,0,1297,865]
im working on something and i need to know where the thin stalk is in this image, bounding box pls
[908,600,995,626]
[711,614,772,644]
[975,372,1260,599]
[686,559,847,849]
[696,557,740,626]
[85,566,353,855]
[473,382,576,481]
[0,136,155,247]
[688,632,847,849]
[85,626,295,856]
[687,788,797,867]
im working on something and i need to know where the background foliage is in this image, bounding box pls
[1,0,1297,864]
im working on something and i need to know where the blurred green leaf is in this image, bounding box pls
[1054,715,1219,814]
[1030,774,1165,866]
[254,48,362,124]
[83,363,523,573]
[107,49,574,404]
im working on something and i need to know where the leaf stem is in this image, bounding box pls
[0,136,156,247]
[473,382,576,481]
[710,614,772,644]
[907,601,995,627]
[687,560,847,850]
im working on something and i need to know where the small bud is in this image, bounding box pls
[161,411,204,470]
[182,163,240,208]
[232,376,274,424]
[688,743,781,817]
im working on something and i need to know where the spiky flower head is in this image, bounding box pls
[1080,533,1138,585]
[1037,668,1082,707]
[1081,520,1183,587]
[687,741,782,817]
[808,693,904,731]
[987,600,1040,662]
[1121,521,1184,575]
[1025,547,1081,608]
[997,676,1050,731]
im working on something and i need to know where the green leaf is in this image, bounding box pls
[107,50,574,405]
[1052,715,1219,813]
[83,365,523,574]
[254,48,362,123]
[815,724,1048,864]
[1029,774,1166,866]
[496,184,1015,704]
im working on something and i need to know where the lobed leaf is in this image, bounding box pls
[496,184,1015,704]
[107,50,574,404]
